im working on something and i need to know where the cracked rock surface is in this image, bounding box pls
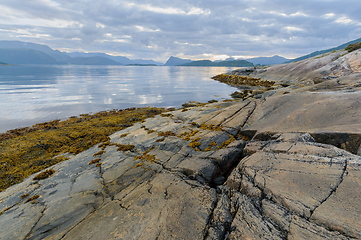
[1,49,361,239]
[1,100,360,240]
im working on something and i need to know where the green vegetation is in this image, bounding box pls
[231,90,253,100]
[0,107,164,191]
[345,42,361,52]
[289,37,361,62]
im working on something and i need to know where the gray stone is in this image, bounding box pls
[3,50,361,240]
[310,162,361,239]
[176,157,220,182]
[228,192,283,240]
[62,172,217,240]
[288,215,349,240]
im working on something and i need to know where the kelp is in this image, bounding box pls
[0,107,164,190]
[211,74,275,87]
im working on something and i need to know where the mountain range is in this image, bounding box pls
[0,41,162,66]
[179,59,254,67]
[0,38,360,66]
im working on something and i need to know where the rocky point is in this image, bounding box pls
[1,47,361,239]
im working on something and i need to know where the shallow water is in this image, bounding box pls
[0,65,239,133]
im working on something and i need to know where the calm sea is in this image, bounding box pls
[0,65,239,133]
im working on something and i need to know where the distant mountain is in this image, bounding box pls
[180,59,253,67]
[289,37,361,62]
[164,56,192,66]
[0,41,163,66]
[66,52,163,65]
[66,52,131,65]
[245,55,289,65]
[126,64,157,66]
[214,57,236,63]
[0,48,58,64]
[132,59,164,65]
[60,56,122,65]
[0,41,70,61]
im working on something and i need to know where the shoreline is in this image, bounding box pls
[1,47,361,239]
[0,99,234,191]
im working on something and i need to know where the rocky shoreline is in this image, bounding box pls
[1,48,361,239]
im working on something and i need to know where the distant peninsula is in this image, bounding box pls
[179,59,254,67]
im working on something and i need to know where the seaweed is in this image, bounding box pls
[217,135,236,149]
[89,158,101,165]
[158,131,176,137]
[93,151,106,157]
[116,144,135,151]
[161,113,173,117]
[24,194,40,204]
[33,169,55,181]
[212,74,275,87]
[189,138,201,151]
[134,147,157,167]
[21,193,30,199]
[231,90,253,100]
[0,107,164,190]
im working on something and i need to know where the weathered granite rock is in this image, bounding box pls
[2,48,361,239]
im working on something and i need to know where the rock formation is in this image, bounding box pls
[1,48,361,239]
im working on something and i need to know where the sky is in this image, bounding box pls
[0,0,360,63]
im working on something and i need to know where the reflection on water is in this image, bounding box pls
[0,65,239,133]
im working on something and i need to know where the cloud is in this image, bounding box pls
[0,0,360,61]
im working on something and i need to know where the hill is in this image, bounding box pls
[60,56,123,65]
[0,48,58,64]
[180,59,253,67]
[66,52,132,65]
[245,55,290,65]
[289,37,361,62]
[66,52,163,65]
[164,56,192,66]
[0,41,70,61]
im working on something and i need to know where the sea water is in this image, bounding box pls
[0,65,239,133]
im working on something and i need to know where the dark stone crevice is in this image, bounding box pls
[23,205,47,240]
[311,132,361,155]
[219,101,252,126]
[202,192,219,240]
[309,159,348,220]
[58,207,98,240]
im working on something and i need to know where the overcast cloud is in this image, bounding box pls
[0,0,360,62]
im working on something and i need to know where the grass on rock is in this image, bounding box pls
[345,42,361,53]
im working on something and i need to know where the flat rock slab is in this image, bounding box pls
[243,91,361,134]
[225,133,361,239]
[311,162,361,239]
[1,94,361,240]
[0,100,247,240]
[62,172,217,240]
